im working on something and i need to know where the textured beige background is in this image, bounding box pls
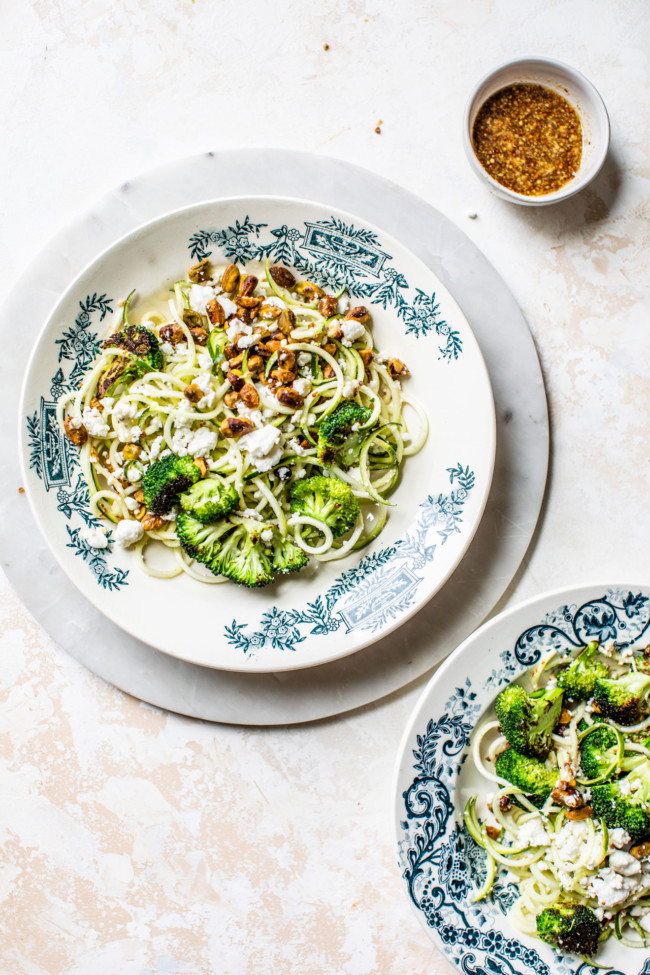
[1,1,650,973]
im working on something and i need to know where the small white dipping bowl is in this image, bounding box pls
[463,57,610,206]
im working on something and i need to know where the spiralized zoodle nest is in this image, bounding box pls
[58,257,428,586]
[466,643,650,958]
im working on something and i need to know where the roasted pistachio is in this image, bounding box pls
[566,806,594,821]
[183,309,205,330]
[238,274,258,298]
[221,263,240,293]
[141,513,166,531]
[159,323,185,345]
[271,366,297,385]
[184,383,204,403]
[223,390,240,408]
[246,354,264,374]
[269,265,296,290]
[276,308,296,335]
[206,298,225,326]
[258,302,282,320]
[220,416,255,438]
[188,258,211,283]
[296,280,325,300]
[194,456,209,478]
[64,416,88,445]
[388,357,410,378]
[358,348,374,367]
[227,370,245,391]
[344,305,371,324]
[239,383,260,408]
[122,444,141,461]
[318,295,339,318]
[276,386,304,408]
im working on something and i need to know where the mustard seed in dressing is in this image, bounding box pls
[472,83,583,196]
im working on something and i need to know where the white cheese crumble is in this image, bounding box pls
[197,351,214,371]
[586,867,641,908]
[263,296,286,309]
[112,519,144,547]
[216,295,238,318]
[609,828,632,850]
[292,377,312,397]
[297,352,312,368]
[148,435,164,461]
[342,379,362,399]
[80,525,108,549]
[609,851,642,876]
[67,416,82,429]
[82,407,110,438]
[188,284,216,316]
[260,528,274,544]
[145,416,163,435]
[337,294,350,314]
[237,333,258,350]
[124,496,140,512]
[240,424,284,472]
[112,400,139,421]
[171,426,218,458]
[341,321,366,346]
[517,816,551,848]
[226,319,250,342]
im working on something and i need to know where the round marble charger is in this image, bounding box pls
[0,150,548,725]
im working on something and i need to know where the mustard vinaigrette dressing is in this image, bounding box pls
[472,83,583,196]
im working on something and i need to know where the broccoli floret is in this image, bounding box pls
[142,454,201,515]
[495,683,564,759]
[179,477,239,523]
[536,903,602,956]
[271,533,309,574]
[494,748,557,808]
[593,671,650,725]
[316,401,371,463]
[579,724,621,780]
[591,762,650,841]
[217,523,273,588]
[289,475,360,538]
[176,511,234,564]
[103,324,163,371]
[557,642,609,701]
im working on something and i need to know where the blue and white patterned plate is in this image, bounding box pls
[394,582,650,975]
[18,197,495,673]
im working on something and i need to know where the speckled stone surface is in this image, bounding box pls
[1,1,649,973]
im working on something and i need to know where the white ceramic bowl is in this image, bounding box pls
[463,57,610,206]
[19,196,496,673]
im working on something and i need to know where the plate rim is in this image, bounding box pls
[18,193,497,673]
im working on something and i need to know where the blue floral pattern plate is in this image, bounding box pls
[19,197,495,673]
[394,582,650,975]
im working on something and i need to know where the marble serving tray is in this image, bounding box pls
[0,150,548,725]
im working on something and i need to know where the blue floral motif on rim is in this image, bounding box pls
[24,293,129,591]
[187,215,464,360]
[398,588,650,975]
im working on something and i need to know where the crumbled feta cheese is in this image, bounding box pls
[609,828,632,850]
[517,817,550,848]
[112,519,144,547]
[171,425,218,458]
[292,377,312,397]
[67,416,82,429]
[226,319,250,342]
[148,436,164,460]
[640,913,650,932]
[294,468,307,479]
[197,351,213,371]
[297,352,312,368]
[260,528,274,544]
[240,424,284,472]
[276,467,290,480]
[337,294,350,314]
[160,341,175,357]
[619,777,634,795]
[341,321,366,346]
[100,397,114,410]
[288,438,310,456]
[610,851,642,876]
[236,403,264,427]
[112,400,139,421]
[342,379,362,399]
[144,416,163,435]
[554,819,589,860]
[237,333,258,350]
[124,496,140,512]
[587,867,643,907]
[126,466,142,483]
[216,295,238,318]
[82,407,110,438]
[80,525,108,549]
[188,284,216,316]
[264,296,286,309]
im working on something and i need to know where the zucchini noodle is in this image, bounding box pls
[466,643,650,959]
[60,257,427,586]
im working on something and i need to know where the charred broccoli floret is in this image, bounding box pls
[176,511,234,564]
[316,401,371,464]
[494,748,557,808]
[179,477,239,523]
[217,523,273,588]
[579,724,621,781]
[142,454,201,515]
[494,683,564,759]
[97,325,163,396]
[271,533,309,575]
[289,475,360,538]
[593,671,650,725]
[103,324,163,370]
[591,762,650,841]
[557,642,609,701]
[536,903,602,956]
